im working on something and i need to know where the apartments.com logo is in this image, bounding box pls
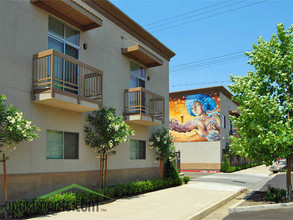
[4,184,111,214]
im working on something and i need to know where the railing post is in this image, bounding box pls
[140,87,142,120]
[163,98,165,124]
[50,53,54,97]
[152,95,154,122]
[78,68,81,104]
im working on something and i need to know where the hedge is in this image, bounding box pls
[221,160,263,173]
[0,177,182,219]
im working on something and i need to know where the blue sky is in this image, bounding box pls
[111,0,293,92]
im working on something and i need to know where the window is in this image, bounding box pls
[46,130,79,159]
[222,115,226,128]
[130,140,146,159]
[130,61,146,88]
[48,16,80,57]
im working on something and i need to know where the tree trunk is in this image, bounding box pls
[105,155,108,188]
[159,157,164,179]
[99,154,104,189]
[3,153,7,202]
[286,157,292,199]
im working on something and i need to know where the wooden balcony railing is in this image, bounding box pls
[230,127,240,137]
[32,49,103,105]
[124,87,165,124]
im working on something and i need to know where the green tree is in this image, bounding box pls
[0,94,39,202]
[149,127,176,178]
[229,23,293,198]
[84,107,134,189]
[0,95,39,151]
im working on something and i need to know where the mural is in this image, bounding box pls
[169,92,220,142]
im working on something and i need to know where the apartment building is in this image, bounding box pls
[169,86,239,171]
[0,0,175,202]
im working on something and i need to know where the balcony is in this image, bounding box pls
[32,49,103,112]
[124,87,165,126]
[230,128,240,138]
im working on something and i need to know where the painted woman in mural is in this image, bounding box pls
[169,94,220,141]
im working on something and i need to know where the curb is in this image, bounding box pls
[185,188,247,220]
[229,202,293,213]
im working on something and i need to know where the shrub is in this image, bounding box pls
[221,157,230,172]
[265,185,286,203]
[165,160,179,179]
[182,176,190,184]
[4,178,182,219]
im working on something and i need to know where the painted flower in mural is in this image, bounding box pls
[169,94,220,141]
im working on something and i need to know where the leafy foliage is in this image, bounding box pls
[84,107,134,156]
[222,162,262,173]
[0,95,39,151]
[149,127,176,162]
[229,23,293,165]
[2,178,182,219]
[164,160,179,179]
[221,157,231,172]
[182,176,190,184]
[265,185,286,203]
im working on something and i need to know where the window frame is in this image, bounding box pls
[130,139,146,160]
[46,129,79,160]
[48,16,80,59]
[130,60,147,88]
[222,115,226,129]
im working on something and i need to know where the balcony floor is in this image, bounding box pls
[33,88,101,112]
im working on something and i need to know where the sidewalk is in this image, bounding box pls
[33,165,271,220]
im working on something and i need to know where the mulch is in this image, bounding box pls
[239,191,292,207]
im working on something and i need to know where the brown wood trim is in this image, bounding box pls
[82,0,175,61]
[31,0,103,31]
[122,45,163,67]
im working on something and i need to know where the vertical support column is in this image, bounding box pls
[140,87,142,120]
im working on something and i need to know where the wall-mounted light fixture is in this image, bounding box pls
[83,43,88,50]
[147,76,150,81]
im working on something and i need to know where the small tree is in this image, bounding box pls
[0,95,39,201]
[229,23,293,198]
[84,107,134,189]
[149,127,176,178]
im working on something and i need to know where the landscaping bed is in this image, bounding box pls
[0,177,183,219]
[239,186,293,207]
[221,159,263,173]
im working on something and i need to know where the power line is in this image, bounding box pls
[170,50,247,69]
[171,80,232,88]
[169,50,250,73]
[148,0,247,30]
[145,0,233,28]
[170,56,247,73]
[152,0,268,33]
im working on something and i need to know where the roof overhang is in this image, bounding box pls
[122,45,163,68]
[83,0,175,61]
[31,0,103,31]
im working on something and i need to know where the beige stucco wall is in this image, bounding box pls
[0,0,170,175]
[220,92,238,160]
[175,142,221,164]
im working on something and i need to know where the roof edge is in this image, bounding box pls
[170,86,238,106]
[82,0,175,61]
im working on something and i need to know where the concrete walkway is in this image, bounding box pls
[33,165,271,220]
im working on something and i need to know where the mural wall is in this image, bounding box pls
[169,92,221,142]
